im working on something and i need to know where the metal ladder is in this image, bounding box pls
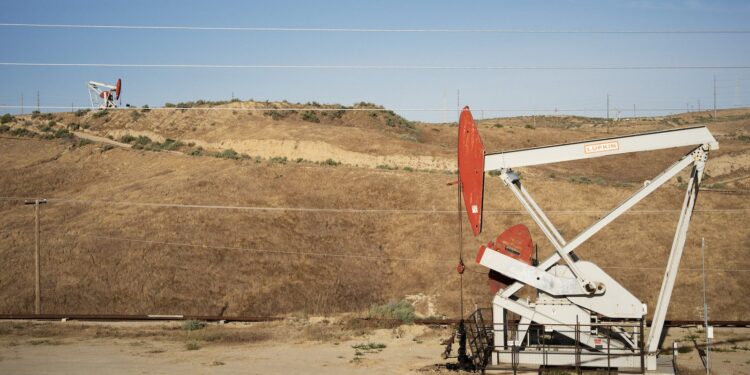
[466,308,494,371]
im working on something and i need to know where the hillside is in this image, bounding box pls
[0,103,749,320]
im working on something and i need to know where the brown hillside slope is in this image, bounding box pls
[0,106,748,320]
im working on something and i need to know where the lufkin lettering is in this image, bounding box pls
[584,140,620,154]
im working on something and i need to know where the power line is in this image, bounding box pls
[2,23,749,34]
[1,62,749,70]
[36,232,750,273]
[60,232,450,263]
[0,196,747,215]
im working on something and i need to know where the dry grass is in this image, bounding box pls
[0,107,748,320]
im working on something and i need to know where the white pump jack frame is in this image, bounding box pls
[479,126,717,370]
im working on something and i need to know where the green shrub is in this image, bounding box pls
[10,128,34,137]
[351,342,387,352]
[54,129,74,139]
[0,113,14,124]
[185,340,201,350]
[376,165,398,170]
[120,134,137,144]
[160,138,183,151]
[218,149,239,159]
[67,122,80,131]
[302,111,320,123]
[525,124,535,129]
[569,176,603,185]
[322,158,341,166]
[183,320,206,331]
[269,156,288,164]
[92,110,108,119]
[369,300,415,324]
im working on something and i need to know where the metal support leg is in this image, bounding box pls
[647,154,706,360]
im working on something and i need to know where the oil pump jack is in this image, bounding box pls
[87,78,122,109]
[454,107,717,373]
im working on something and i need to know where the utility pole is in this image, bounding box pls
[456,89,460,113]
[698,99,701,113]
[701,237,711,374]
[36,91,40,113]
[606,94,610,121]
[20,93,24,115]
[24,199,47,315]
[633,104,636,118]
[713,75,717,121]
[605,94,611,134]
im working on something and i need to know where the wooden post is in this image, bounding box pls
[34,200,40,314]
[25,199,47,315]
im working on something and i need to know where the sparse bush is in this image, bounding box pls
[130,111,142,121]
[131,136,152,149]
[369,300,415,324]
[119,134,137,144]
[269,156,288,164]
[67,123,80,131]
[141,105,150,112]
[525,124,535,129]
[0,113,14,124]
[164,103,176,108]
[183,320,206,331]
[77,138,92,146]
[189,148,204,156]
[218,149,239,159]
[569,176,604,185]
[74,109,90,117]
[92,110,108,119]
[160,138,183,151]
[322,158,341,166]
[376,165,398,170]
[10,128,34,137]
[31,110,41,118]
[185,340,201,350]
[403,166,414,172]
[54,128,74,139]
[351,342,387,351]
[302,111,320,123]
[677,345,693,354]
[0,125,10,133]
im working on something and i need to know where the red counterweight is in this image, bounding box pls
[478,224,535,294]
[457,107,485,235]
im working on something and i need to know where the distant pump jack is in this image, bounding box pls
[87,78,122,109]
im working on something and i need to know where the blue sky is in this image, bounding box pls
[1,0,749,122]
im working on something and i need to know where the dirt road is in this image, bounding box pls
[0,320,451,375]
